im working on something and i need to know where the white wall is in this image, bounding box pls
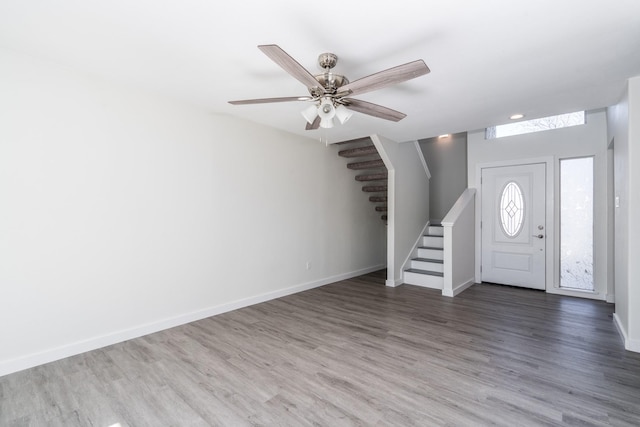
[373,136,430,286]
[442,189,476,297]
[629,77,640,351]
[467,110,611,300]
[608,76,640,352]
[608,88,630,345]
[0,48,386,376]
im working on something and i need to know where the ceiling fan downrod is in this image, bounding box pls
[313,53,348,96]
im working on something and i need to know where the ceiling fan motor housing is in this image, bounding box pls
[314,73,349,94]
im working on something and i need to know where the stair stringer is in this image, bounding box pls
[402,223,445,290]
[400,220,432,273]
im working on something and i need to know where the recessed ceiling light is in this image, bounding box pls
[510,113,525,120]
[438,134,450,138]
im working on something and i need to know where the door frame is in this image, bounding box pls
[475,157,555,290]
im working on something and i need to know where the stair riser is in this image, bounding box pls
[422,236,444,248]
[417,248,444,260]
[403,271,443,289]
[410,260,444,272]
[428,226,444,236]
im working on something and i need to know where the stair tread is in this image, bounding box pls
[418,246,444,250]
[335,136,373,145]
[339,145,378,158]
[355,172,388,181]
[424,234,444,238]
[369,196,387,202]
[362,185,388,192]
[413,257,444,264]
[405,268,444,277]
[347,159,385,170]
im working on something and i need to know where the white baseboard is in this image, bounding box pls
[613,313,640,353]
[629,337,640,352]
[613,313,629,347]
[386,278,404,287]
[443,278,475,297]
[0,264,385,378]
[453,279,476,296]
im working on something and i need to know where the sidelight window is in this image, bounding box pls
[560,157,594,291]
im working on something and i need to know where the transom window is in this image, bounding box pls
[486,111,585,139]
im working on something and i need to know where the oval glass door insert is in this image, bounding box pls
[500,181,525,237]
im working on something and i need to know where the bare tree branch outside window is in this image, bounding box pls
[486,111,585,139]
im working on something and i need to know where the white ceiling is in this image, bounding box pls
[2,0,640,143]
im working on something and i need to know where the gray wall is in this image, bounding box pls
[419,133,468,222]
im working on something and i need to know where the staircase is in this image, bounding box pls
[336,137,388,221]
[403,224,444,289]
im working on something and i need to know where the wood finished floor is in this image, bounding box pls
[2,270,640,426]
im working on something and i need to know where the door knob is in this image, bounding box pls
[533,234,544,239]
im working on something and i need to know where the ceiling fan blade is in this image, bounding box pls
[305,116,321,130]
[258,44,322,90]
[342,98,406,122]
[228,96,312,105]
[338,60,430,97]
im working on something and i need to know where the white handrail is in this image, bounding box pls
[442,188,476,226]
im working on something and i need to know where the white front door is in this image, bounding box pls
[481,163,546,289]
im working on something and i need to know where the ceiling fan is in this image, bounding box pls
[228,44,430,130]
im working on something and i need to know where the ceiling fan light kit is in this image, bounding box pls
[318,98,336,128]
[229,44,430,130]
[335,104,353,124]
[301,103,319,124]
